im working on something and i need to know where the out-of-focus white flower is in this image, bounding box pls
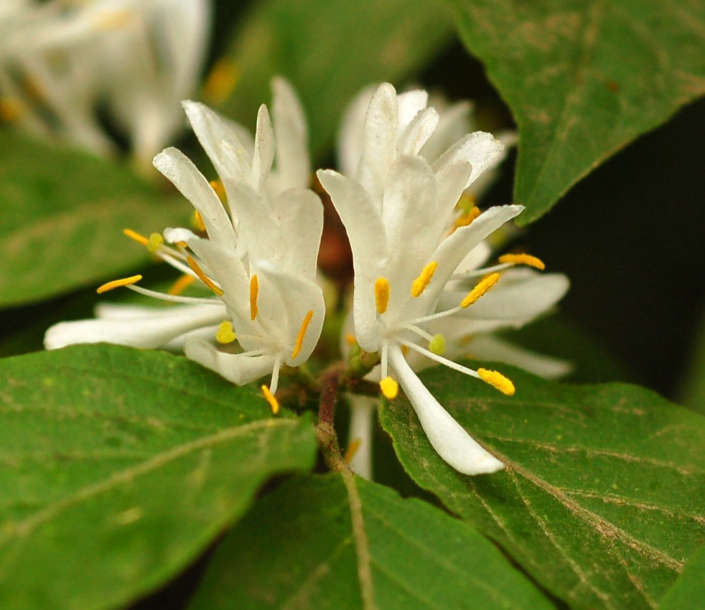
[319,82,568,476]
[45,81,324,412]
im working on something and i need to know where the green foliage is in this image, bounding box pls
[0,132,186,307]
[658,546,705,610]
[379,364,705,610]
[445,0,705,223]
[217,0,454,158]
[189,473,555,609]
[0,345,317,610]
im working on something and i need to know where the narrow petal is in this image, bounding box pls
[252,104,275,191]
[184,338,275,385]
[389,347,504,475]
[337,84,376,176]
[397,106,439,157]
[432,131,505,190]
[271,76,310,190]
[396,89,428,132]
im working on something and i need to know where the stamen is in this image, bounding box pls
[209,179,227,202]
[456,193,477,214]
[498,253,546,270]
[249,275,259,320]
[216,321,236,344]
[168,274,196,296]
[375,277,390,314]
[379,377,399,400]
[291,310,314,359]
[345,334,356,347]
[261,385,280,415]
[478,368,515,396]
[192,210,206,232]
[186,255,224,296]
[123,228,149,246]
[453,206,481,230]
[461,273,500,308]
[148,233,164,253]
[411,261,438,297]
[97,275,142,294]
[429,334,446,355]
[203,59,240,105]
[344,439,362,463]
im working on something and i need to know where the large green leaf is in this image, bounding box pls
[0,132,187,307]
[379,364,705,610]
[445,0,705,223]
[216,0,454,158]
[0,345,317,610]
[657,546,705,610]
[189,473,556,609]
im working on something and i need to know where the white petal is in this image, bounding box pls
[432,131,505,190]
[397,106,439,157]
[44,303,225,350]
[252,103,275,191]
[184,338,275,385]
[396,89,428,133]
[337,84,377,176]
[347,394,376,480]
[271,76,310,190]
[389,347,504,475]
[153,147,237,250]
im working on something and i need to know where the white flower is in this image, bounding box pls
[319,82,568,476]
[45,81,324,411]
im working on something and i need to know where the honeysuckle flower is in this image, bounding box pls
[319,82,568,476]
[45,82,324,411]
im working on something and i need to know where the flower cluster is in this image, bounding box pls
[0,0,211,164]
[45,79,569,476]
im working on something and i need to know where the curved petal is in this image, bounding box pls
[389,347,504,475]
[271,76,310,190]
[252,103,275,191]
[184,338,275,385]
[432,131,505,190]
[397,106,438,157]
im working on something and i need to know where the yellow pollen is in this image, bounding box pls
[168,274,196,296]
[345,333,356,347]
[344,438,362,463]
[261,385,280,415]
[186,255,224,296]
[249,275,259,320]
[429,334,446,355]
[123,228,149,246]
[0,98,24,121]
[291,310,314,359]
[401,345,410,356]
[97,274,142,294]
[461,272,501,308]
[203,60,240,105]
[192,210,206,233]
[147,233,164,253]
[453,206,481,231]
[499,253,546,270]
[375,277,390,314]
[209,179,227,202]
[411,261,438,297]
[478,368,515,396]
[380,377,399,400]
[216,321,236,344]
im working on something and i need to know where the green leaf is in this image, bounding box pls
[216,0,454,158]
[0,345,317,610]
[657,545,705,610]
[379,364,705,610]
[677,306,705,415]
[445,0,705,223]
[189,472,556,609]
[0,132,187,307]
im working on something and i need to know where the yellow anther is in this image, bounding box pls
[209,180,227,202]
[261,385,280,415]
[97,274,142,294]
[478,368,515,396]
[0,98,24,121]
[429,334,446,355]
[192,210,206,233]
[375,277,390,314]
[411,261,438,297]
[291,310,314,359]
[456,193,477,214]
[461,272,501,308]
[453,206,481,230]
[186,255,224,296]
[345,333,357,347]
[147,233,164,253]
[401,345,410,356]
[379,377,399,400]
[123,228,149,246]
[203,59,240,105]
[168,274,196,296]
[216,321,236,344]
[249,275,259,320]
[344,439,362,463]
[499,253,546,271]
